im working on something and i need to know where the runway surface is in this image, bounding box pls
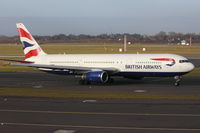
[0,72,200,133]
[1,97,200,133]
[0,72,200,94]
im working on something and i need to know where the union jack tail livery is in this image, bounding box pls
[16,23,46,58]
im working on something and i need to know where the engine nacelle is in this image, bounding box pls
[82,71,109,83]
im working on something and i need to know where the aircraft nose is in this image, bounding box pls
[188,63,195,72]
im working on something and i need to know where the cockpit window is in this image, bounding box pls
[179,60,190,63]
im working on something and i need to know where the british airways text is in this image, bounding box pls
[125,65,162,70]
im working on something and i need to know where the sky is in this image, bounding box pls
[1,0,200,36]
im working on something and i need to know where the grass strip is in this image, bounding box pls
[0,43,200,55]
[0,88,200,100]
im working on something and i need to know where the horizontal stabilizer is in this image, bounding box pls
[0,59,33,63]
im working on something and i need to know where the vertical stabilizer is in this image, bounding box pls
[16,23,46,58]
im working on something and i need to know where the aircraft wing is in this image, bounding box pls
[10,63,119,74]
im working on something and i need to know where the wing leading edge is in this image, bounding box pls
[10,63,119,74]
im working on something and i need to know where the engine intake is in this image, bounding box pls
[82,71,109,83]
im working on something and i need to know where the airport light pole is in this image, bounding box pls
[190,36,192,46]
[124,34,127,52]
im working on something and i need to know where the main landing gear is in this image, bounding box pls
[174,76,182,86]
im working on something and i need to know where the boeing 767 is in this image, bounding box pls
[3,23,195,86]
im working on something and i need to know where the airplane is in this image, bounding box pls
[3,23,195,86]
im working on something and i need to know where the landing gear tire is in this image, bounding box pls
[174,82,180,86]
[174,76,182,86]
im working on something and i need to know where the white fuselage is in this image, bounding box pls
[26,53,194,77]
[15,23,195,85]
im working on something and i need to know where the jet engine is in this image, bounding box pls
[81,71,109,83]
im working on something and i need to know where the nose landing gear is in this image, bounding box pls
[174,76,182,86]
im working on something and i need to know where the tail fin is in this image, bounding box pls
[16,23,46,58]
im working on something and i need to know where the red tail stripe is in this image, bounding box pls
[151,58,175,62]
[24,49,38,58]
[18,28,33,41]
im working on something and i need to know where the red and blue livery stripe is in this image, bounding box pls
[151,58,175,66]
[18,28,35,49]
[22,41,34,49]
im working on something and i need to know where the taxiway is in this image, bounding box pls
[0,72,200,133]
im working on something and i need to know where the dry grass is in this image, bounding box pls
[0,43,199,55]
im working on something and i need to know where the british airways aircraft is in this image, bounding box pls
[7,23,195,86]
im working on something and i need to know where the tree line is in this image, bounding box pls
[0,31,200,44]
